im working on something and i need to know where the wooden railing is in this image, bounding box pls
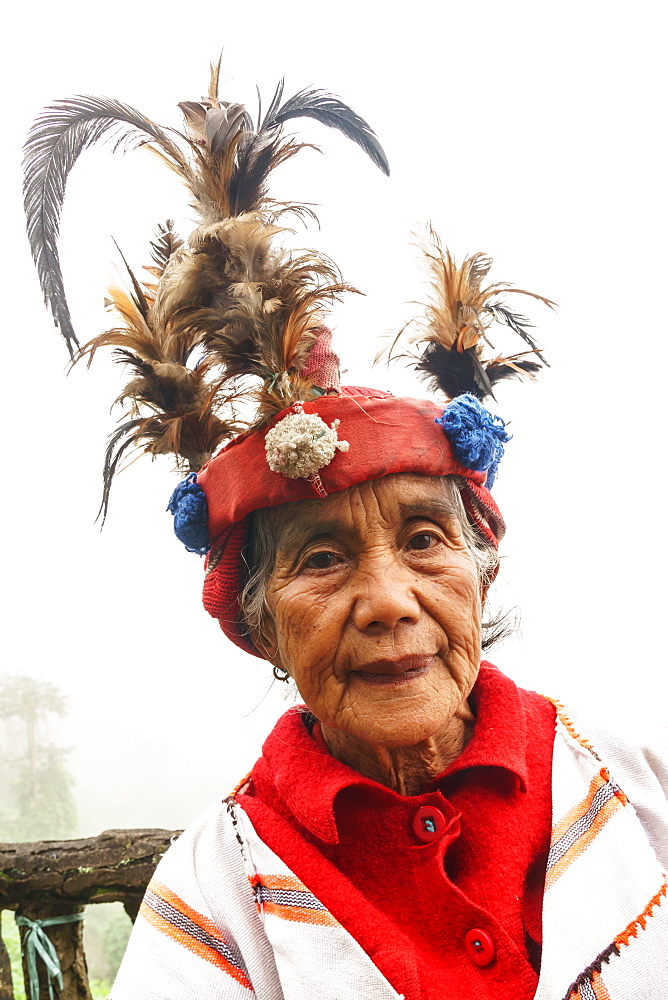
[0,829,181,1000]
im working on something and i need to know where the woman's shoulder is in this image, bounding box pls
[110,798,280,1000]
[550,699,668,868]
[550,699,667,779]
[155,794,260,902]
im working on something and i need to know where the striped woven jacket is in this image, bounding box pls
[111,704,668,1000]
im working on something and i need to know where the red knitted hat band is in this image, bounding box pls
[202,521,257,657]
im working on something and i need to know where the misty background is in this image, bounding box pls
[2,0,666,857]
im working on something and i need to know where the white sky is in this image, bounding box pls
[2,0,666,836]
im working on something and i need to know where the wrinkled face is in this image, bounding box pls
[263,474,486,748]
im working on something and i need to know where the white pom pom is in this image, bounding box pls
[265,408,349,479]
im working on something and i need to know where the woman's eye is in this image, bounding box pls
[408,532,439,551]
[304,551,340,570]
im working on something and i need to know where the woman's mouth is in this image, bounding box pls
[353,655,435,685]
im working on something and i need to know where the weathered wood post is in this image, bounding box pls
[0,829,180,999]
[16,901,90,1000]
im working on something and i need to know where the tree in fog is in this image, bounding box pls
[0,675,77,840]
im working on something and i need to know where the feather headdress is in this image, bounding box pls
[23,60,389,516]
[385,227,556,401]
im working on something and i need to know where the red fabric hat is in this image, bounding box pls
[196,387,506,657]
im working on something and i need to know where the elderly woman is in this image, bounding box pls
[104,384,666,1000]
[24,67,668,1000]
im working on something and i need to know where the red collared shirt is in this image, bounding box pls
[238,663,556,999]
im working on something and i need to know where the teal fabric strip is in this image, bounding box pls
[16,912,85,1000]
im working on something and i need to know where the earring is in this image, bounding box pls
[273,665,290,683]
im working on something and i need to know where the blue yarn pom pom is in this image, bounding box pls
[167,473,210,555]
[435,393,511,488]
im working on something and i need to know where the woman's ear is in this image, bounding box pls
[248,615,279,665]
[480,562,500,606]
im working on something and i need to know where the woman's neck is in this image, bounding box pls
[321,704,474,797]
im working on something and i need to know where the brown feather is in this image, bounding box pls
[387,227,556,400]
[32,64,389,517]
[74,251,240,521]
[209,54,222,102]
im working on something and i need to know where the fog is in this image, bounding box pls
[2,0,666,838]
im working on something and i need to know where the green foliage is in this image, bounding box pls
[89,977,113,999]
[0,676,67,722]
[83,903,132,990]
[1,913,27,1000]
[10,746,77,841]
[0,675,77,842]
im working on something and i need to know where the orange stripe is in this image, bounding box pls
[262,900,339,927]
[550,767,627,845]
[250,873,309,893]
[591,971,611,1000]
[546,792,624,889]
[139,901,252,989]
[551,770,609,845]
[250,873,339,927]
[148,878,224,941]
[231,771,252,796]
[546,767,628,890]
[614,878,667,949]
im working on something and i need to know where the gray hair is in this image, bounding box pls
[240,475,510,657]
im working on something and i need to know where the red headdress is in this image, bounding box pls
[23,61,553,658]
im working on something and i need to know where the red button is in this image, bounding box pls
[464,928,495,967]
[411,806,447,843]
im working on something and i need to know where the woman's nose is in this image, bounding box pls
[351,558,422,632]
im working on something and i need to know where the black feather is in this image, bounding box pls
[261,79,285,132]
[485,301,548,365]
[268,87,390,176]
[228,82,389,214]
[112,240,150,322]
[112,348,154,379]
[228,137,278,215]
[149,221,183,271]
[204,325,267,379]
[486,359,542,386]
[416,343,494,401]
[23,96,191,356]
[99,417,144,523]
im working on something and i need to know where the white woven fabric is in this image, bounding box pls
[111,705,668,1000]
[535,706,668,999]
